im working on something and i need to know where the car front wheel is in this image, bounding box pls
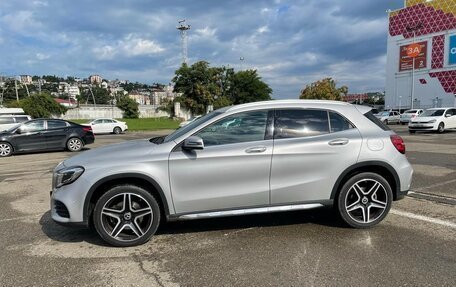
[93,185,161,247]
[0,142,13,157]
[337,172,392,228]
[437,122,445,133]
[113,127,122,134]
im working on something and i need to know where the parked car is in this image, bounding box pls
[0,115,32,131]
[376,111,400,124]
[0,119,94,157]
[179,115,202,128]
[51,100,413,247]
[408,108,456,133]
[82,118,128,134]
[400,109,423,125]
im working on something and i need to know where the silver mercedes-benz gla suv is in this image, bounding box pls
[51,100,413,246]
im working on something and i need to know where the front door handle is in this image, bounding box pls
[328,138,349,146]
[245,146,267,153]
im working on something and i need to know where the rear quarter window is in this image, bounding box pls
[364,111,390,131]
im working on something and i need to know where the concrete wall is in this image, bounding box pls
[61,105,170,119]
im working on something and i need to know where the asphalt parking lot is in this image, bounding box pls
[0,127,455,286]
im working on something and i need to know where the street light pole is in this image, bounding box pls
[411,30,416,110]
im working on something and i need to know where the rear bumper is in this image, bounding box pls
[82,134,95,145]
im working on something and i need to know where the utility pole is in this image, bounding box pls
[177,20,191,64]
[14,78,19,102]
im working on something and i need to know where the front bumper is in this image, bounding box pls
[408,122,437,130]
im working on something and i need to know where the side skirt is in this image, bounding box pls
[170,201,332,221]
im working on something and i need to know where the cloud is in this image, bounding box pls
[93,34,164,60]
[0,0,404,98]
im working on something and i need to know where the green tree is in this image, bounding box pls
[172,62,272,114]
[228,70,272,104]
[299,78,348,101]
[80,87,111,105]
[116,95,139,118]
[17,93,67,118]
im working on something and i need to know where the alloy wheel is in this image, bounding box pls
[67,138,82,151]
[0,143,12,157]
[100,193,154,242]
[344,179,388,224]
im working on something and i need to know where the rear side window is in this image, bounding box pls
[274,109,329,139]
[329,112,354,133]
[47,120,68,129]
[364,111,390,131]
[0,117,15,124]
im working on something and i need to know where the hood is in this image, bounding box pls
[63,139,157,168]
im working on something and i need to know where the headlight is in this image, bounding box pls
[54,166,84,188]
[428,119,436,123]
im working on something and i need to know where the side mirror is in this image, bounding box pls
[15,128,22,134]
[183,136,204,150]
[445,114,451,118]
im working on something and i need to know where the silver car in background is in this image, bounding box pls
[50,100,413,246]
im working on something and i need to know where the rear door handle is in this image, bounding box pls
[245,146,267,153]
[328,139,349,146]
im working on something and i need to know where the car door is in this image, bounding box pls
[45,120,69,149]
[12,120,47,151]
[445,109,456,128]
[103,119,115,133]
[168,110,273,214]
[270,109,362,204]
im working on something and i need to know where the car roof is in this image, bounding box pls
[225,100,353,113]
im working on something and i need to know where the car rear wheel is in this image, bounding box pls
[337,172,392,228]
[93,185,160,247]
[437,122,445,133]
[0,142,13,157]
[67,137,83,152]
[113,127,122,134]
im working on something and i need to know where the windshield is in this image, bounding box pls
[420,109,444,117]
[405,110,416,114]
[381,112,389,116]
[163,110,224,143]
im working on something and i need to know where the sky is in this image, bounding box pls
[0,0,404,99]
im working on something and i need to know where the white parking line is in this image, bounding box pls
[390,209,456,229]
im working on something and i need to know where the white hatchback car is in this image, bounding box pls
[83,118,128,134]
[408,108,456,133]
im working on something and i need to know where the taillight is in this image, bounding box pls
[82,126,92,132]
[390,135,405,154]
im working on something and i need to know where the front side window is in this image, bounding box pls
[196,111,268,146]
[22,120,45,132]
[445,109,454,117]
[274,109,329,139]
[93,120,103,125]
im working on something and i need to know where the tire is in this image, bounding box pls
[93,185,161,247]
[66,137,84,152]
[437,122,445,134]
[383,120,388,125]
[409,130,416,134]
[113,127,122,134]
[337,172,393,228]
[0,142,13,157]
